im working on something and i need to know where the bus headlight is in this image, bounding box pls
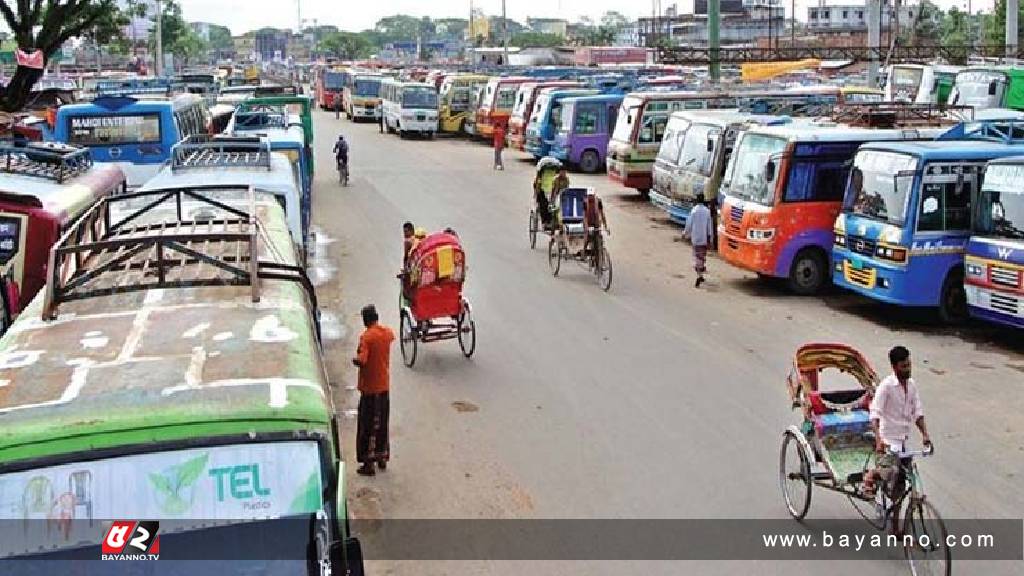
[834,233,846,246]
[875,245,908,263]
[747,228,775,241]
[966,263,985,277]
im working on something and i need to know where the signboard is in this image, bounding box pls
[69,114,162,146]
[0,441,324,557]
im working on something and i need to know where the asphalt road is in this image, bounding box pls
[309,109,1023,576]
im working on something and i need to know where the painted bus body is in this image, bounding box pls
[381,80,439,138]
[507,81,582,151]
[343,74,383,121]
[833,137,1024,321]
[550,94,625,173]
[946,67,1024,111]
[315,68,350,110]
[438,74,489,134]
[606,91,738,195]
[475,76,531,139]
[720,124,941,295]
[965,156,1024,328]
[0,183,361,574]
[54,95,210,188]
[524,89,599,159]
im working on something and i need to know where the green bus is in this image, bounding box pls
[0,159,362,573]
[946,66,1024,111]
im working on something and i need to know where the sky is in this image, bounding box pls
[177,0,997,36]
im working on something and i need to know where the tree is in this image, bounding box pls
[318,31,374,60]
[208,24,234,55]
[943,7,970,63]
[0,0,121,111]
[375,15,422,44]
[511,32,564,48]
[983,0,1024,49]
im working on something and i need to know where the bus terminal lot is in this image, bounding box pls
[313,109,1024,575]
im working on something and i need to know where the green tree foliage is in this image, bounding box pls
[375,14,422,44]
[0,0,123,111]
[511,32,564,48]
[943,7,971,63]
[208,24,234,54]
[983,0,1024,48]
[149,0,210,67]
[318,31,374,60]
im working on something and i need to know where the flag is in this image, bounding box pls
[16,49,44,69]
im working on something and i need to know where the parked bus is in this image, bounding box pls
[832,121,1024,321]
[524,88,600,159]
[176,72,220,103]
[946,66,1024,111]
[507,80,582,151]
[0,144,124,331]
[474,76,531,139]
[438,74,489,134]
[343,74,383,121]
[0,157,362,575]
[650,110,791,226]
[965,155,1024,328]
[55,94,210,188]
[549,94,625,173]
[95,77,175,99]
[719,123,941,295]
[885,63,960,104]
[315,67,350,110]
[737,85,883,116]
[606,91,738,196]
[462,84,488,137]
[381,79,439,139]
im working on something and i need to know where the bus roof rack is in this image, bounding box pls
[0,142,93,183]
[831,103,974,128]
[937,118,1024,142]
[171,135,272,171]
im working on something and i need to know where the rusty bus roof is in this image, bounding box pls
[0,163,124,218]
[0,191,330,466]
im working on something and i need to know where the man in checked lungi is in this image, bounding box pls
[352,305,395,476]
[683,193,713,288]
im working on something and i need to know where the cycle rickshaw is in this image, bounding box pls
[528,157,562,249]
[781,343,950,575]
[399,231,476,367]
[547,187,612,291]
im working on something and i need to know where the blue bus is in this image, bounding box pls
[832,121,1024,322]
[54,94,210,188]
[524,88,599,159]
[964,155,1024,328]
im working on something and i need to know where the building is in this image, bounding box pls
[615,22,641,47]
[527,18,569,38]
[233,34,256,62]
[806,2,919,31]
[639,0,784,47]
[254,28,291,62]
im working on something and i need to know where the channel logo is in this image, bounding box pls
[101,521,161,560]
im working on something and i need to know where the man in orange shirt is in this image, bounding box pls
[352,305,396,476]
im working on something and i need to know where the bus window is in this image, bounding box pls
[68,114,161,145]
[918,177,974,232]
[657,121,688,164]
[574,105,600,134]
[606,104,618,135]
[639,115,667,144]
[678,123,716,176]
[497,86,517,110]
[784,159,850,203]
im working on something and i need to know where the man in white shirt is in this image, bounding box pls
[683,194,713,288]
[862,346,933,519]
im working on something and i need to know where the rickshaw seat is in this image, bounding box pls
[560,188,587,223]
[807,389,870,415]
[813,410,872,437]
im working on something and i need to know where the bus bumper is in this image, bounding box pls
[832,250,926,305]
[352,105,380,119]
[966,285,1024,328]
[649,190,692,226]
[720,232,777,277]
[606,159,652,190]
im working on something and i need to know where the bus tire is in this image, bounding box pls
[788,248,828,295]
[399,130,407,139]
[638,188,651,198]
[938,268,968,324]
[579,150,602,173]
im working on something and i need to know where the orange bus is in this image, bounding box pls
[475,76,531,139]
[507,80,582,151]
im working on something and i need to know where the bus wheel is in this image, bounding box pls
[938,269,968,324]
[638,188,651,198]
[579,150,601,173]
[788,249,827,295]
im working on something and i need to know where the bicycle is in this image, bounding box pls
[337,157,349,186]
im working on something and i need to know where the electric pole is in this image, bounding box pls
[1009,0,1019,61]
[502,0,509,66]
[709,0,720,83]
[155,0,164,76]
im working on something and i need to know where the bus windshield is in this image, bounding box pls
[354,79,381,97]
[846,150,918,226]
[611,97,640,142]
[450,87,472,111]
[951,70,1006,107]
[889,66,924,101]
[323,71,346,90]
[976,163,1024,239]
[402,87,437,109]
[512,86,534,118]
[727,133,787,206]
[67,114,161,146]
[531,95,550,124]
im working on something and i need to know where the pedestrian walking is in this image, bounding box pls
[683,193,713,288]
[334,95,343,120]
[352,304,395,476]
[493,123,506,170]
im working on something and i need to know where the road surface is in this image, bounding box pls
[309,110,1023,576]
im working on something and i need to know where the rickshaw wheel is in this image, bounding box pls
[598,246,613,291]
[529,210,539,249]
[780,431,812,521]
[457,300,476,358]
[548,238,562,276]
[399,310,418,368]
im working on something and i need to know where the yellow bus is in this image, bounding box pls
[438,74,490,134]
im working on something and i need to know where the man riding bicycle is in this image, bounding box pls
[334,134,349,173]
[581,189,609,258]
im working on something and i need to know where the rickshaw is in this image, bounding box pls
[528,157,561,249]
[399,231,476,367]
[781,343,950,575]
[547,187,613,291]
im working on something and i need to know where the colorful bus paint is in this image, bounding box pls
[833,124,1024,321]
[0,145,124,326]
[0,177,361,574]
[315,67,350,110]
[438,74,489,134]
[965,156,1024,328]
[343,74,383,121]
[550,94,625,173]
[54,94,210,188]
[946,66,1024,111]
[475,76,531,139]
[524,88,599,159]
[606,91,738,195]
[508,80,582,151]
[651,110,791,226]
[720,124,941,295]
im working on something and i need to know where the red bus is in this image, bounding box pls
[475,76,531,139]
[0,144,125,330]
[508,80,582,151]
[315,67,351,110]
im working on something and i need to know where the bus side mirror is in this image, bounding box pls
[989,80,998,96]
[766,160,776,183]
